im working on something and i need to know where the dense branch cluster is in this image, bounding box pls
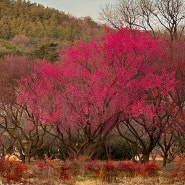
[100,0,185,40]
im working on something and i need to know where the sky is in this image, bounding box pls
[30,0,112,22]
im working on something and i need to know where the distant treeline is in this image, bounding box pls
[0,0,105,61]
[0,0,103,40]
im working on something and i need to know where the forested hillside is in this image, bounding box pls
[0,0,104,60]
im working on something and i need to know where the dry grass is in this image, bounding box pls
[0,175,181,185]
[75,176,161,185]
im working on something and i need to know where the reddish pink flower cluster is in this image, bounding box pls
[18,27,175,139]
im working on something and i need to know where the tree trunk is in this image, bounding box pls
[163,154,168,167]
[104,143,110,160]
[142,153,150,163]
[25,154,31,164]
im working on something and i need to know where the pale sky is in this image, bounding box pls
[30,0,112,22]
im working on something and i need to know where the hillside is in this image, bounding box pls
[0,0,105,60]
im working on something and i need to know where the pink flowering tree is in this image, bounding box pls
[0,56,55,164]
[155,39,185,166]
[169,40,185,153]
[18,28,175,159]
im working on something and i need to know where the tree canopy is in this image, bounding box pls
[18,28,175,158]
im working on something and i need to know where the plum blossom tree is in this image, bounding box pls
[0,56,54,164]
[18,28,175,158]
[163,39,185,154]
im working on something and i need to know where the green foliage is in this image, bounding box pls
[0,39,16,50]
[30,42,59,62]
[0,0,104,59]
[110,142,132,160]
[0,39,18,57]
[0,0,104,42]
[92,141,132,161]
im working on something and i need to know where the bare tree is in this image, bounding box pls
[100,0,185,40]
[0,55,55,163]
[116,114,169,163]
[0,102,55,163]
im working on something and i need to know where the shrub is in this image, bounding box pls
[60,164,71,181]
[102,161,117,183]
[117,160,137,177]
[34,158,49,171]
[86,160,102,177]
[169,153,185,183]
[110,142,132,160]
[137,161,161,177]
[0,158,28,184]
